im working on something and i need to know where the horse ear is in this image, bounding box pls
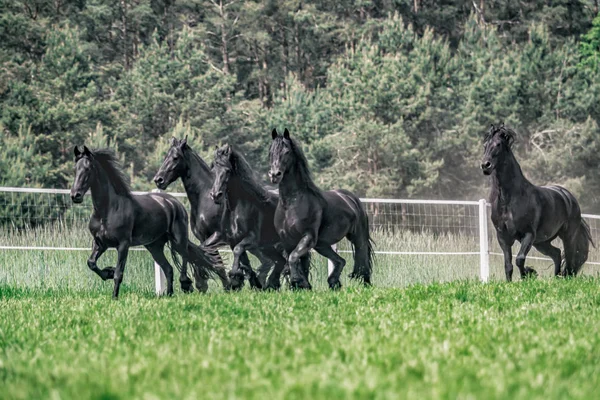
[180,135,188,148]
[74,146,81,158]
[83,145,91,156]
[171,137,178,146]
[271,129,278,140]
[225,144,231,155]
[283,128,290,140]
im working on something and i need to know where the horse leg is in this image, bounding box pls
[251,249,273,288]
[497,235,515,282]
[239,252,263,290]
[112,241,130,299]
[87,239,114,280]
[516,232,537,279]
[288,234,316,290]
[263,248,287,291]
[230,234,258,290]
[533,240,562,277]
[315,244,345,290]
[145,241,174,296]
[227,251,249,291]
[202,231,225,248]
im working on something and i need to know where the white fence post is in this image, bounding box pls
[151,189,167,296]
[327,244,337,277]
[478,199,490,283]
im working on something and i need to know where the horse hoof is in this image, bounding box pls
[523,267,538,279]
[328,280,342,290]
[228,275,244,291]
[291,280,312,290]
[181,282,194,293]
[102,267,115,281]
[264,282,281,291]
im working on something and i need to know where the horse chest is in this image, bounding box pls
[277,207,318,243]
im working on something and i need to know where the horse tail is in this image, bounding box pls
[348,195,374,286]
[168,242,184,275]
[183,241,229,287]
[563,218,594,276]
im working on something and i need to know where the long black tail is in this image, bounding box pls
[168,242,185,275]
[348,196,375,285]
[187,241,230,287]
[563,218,595,276]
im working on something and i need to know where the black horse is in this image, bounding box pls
[70,146,228,298]
[153,137,273,289]
[210,144,288,290]
[481,124,594,280]
[269,129,374,289]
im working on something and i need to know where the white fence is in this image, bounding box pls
[1,186,600,293]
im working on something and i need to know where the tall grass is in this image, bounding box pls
[2,224,599,294]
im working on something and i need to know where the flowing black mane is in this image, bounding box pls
[92,148,132,196]
[216,146,274,205]
[484,123,516,148]
[271,136,325,202]
[183,144,212,174]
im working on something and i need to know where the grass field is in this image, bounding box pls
[2,223,600,399]
[1,279,600,399]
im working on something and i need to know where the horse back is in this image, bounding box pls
[131,192,188,244]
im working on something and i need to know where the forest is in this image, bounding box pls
[2,0,600,211]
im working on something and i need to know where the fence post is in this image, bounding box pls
[478,199,490,283]
[327,244,337,277]
[151,189,167,296]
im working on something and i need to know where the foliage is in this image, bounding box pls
[1,0,600,215]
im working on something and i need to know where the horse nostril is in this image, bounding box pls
[154,176,164,185]
[211,191,222,200]
[275,171,282,177]
[481,162,491,170]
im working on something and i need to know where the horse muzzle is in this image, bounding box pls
[268,170,282,184]
[210,191,224,203]
[153,174,168,190]
[71,191,84,203]
[481,161,493,175]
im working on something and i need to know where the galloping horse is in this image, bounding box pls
[269,129,374,290]
[481,124,593,280]
[153,137,274,289]
[70,146,228,298]
[210,144,288,290]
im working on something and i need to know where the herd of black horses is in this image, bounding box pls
[69,124,594,298]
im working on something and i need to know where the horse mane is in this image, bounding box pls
[484,123,516,148]
[272,136,326,202]
[183,143,212,174]
[216,145,274,205]
[91,148,132,197]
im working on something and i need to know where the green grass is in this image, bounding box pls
[1,279,600,399]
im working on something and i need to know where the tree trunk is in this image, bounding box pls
[121,0,129,70]
[219,0,231,75]
[414,0,419,13]
[282,28,288,94]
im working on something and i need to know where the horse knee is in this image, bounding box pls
[288,252,300,266]
[87,259,97,271]
[515,255,526,267]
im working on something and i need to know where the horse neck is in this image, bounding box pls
[490,150,530,203]
[89,170,124,220]
[226,175,250,208]
[278,164,306,206]
[181,153,213,210]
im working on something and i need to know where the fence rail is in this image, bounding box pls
[2,186,600,294]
